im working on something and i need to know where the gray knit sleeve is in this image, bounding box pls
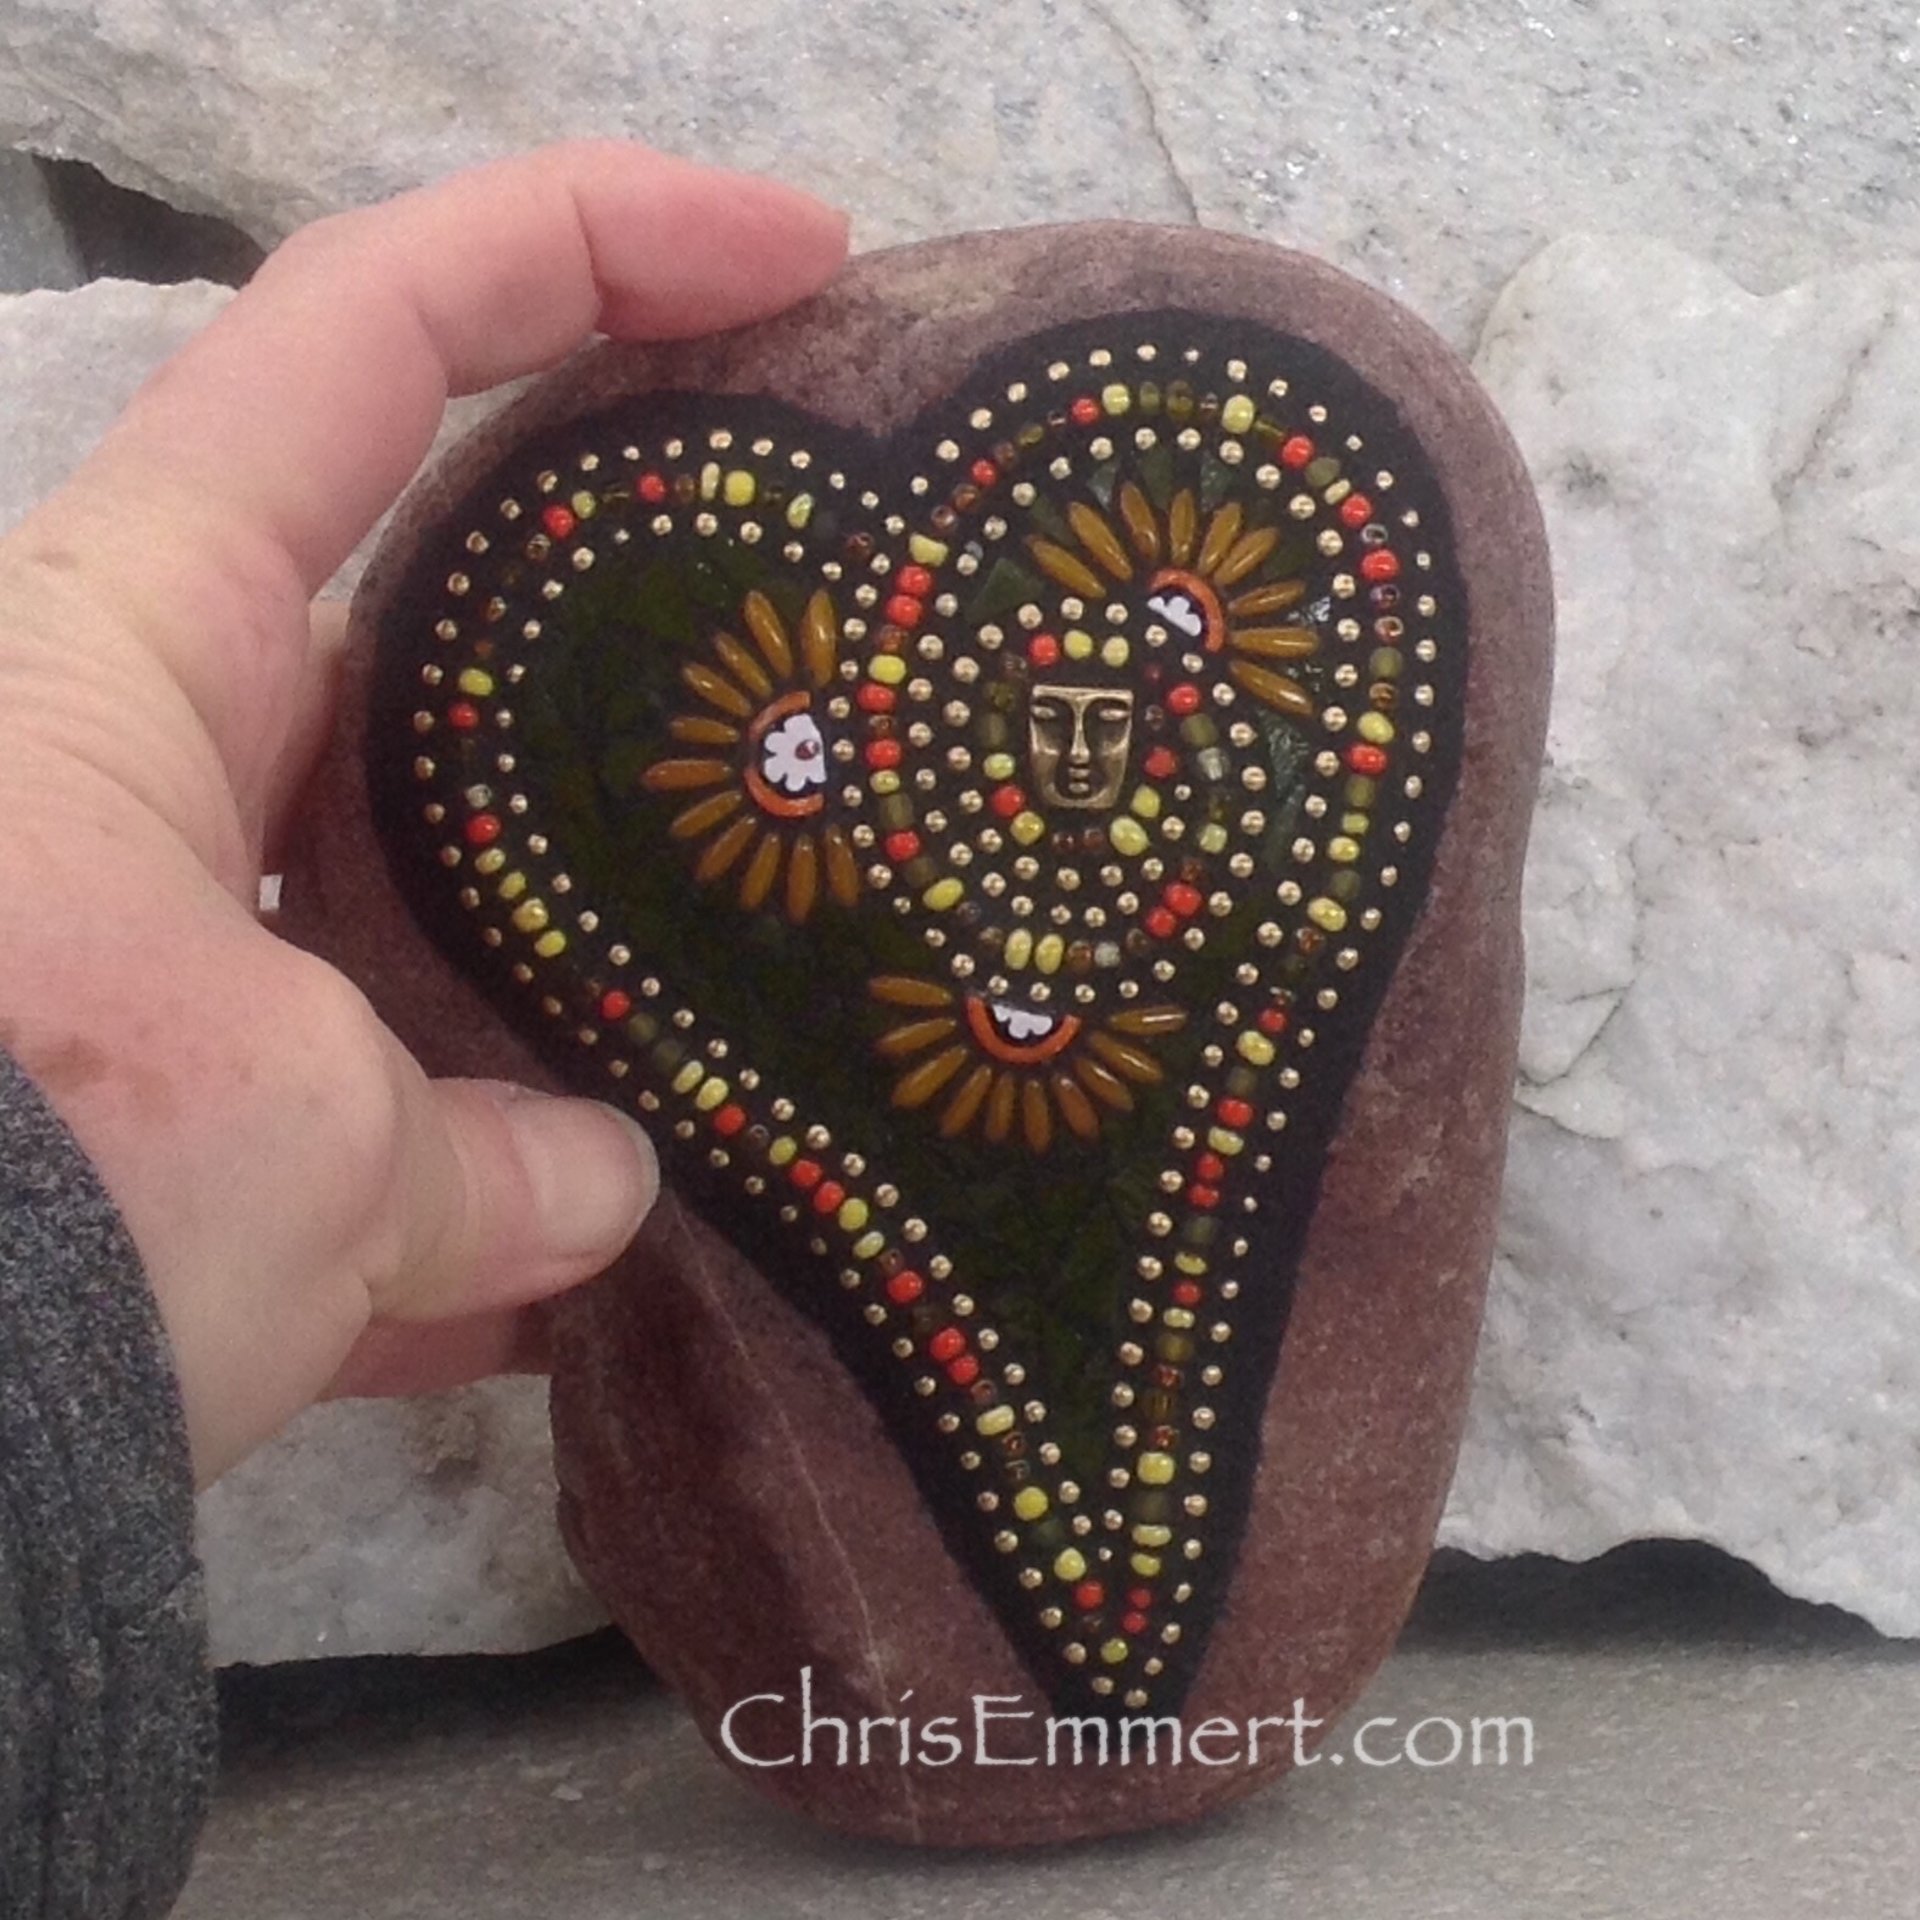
[0,1051,214,1917]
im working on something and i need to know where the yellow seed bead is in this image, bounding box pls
[976,1404,1016,1438]
[671,1062,705,1096]
[533,930,567,959]
[923,877,965,912]
[982,751,1017,781]
[1307,897,1349,932]
[1034,933,1065,975]
[1010,810,1046,846]
[871,771,901,795]
[1013,1487,1050,1522]
[496,871,527,902]
[699,461,721,500]
[1136,1451,1176,1486]
[1004,927,1034,969]
[1129,786,1162,820]
[1161,1307,1196,1331]
[473,848,506,876]
[456,667,495,697]
[1054,1547,1088,1583]
[1100,635,1130,668]
[571,489,598,517]
[1173,1253,1208,1276]
[1063,627,1095,661]
[1101,382,1132,416]
[510,898,549,933]
[1328,835,1361,864]
[1101,1637,1130,1665]
[1207,1126,1246,1156]
[1132,1523,1173,1548]
[786,493,814,529]
[1109,816,1149,857]
[1129,1552,1163,1578]
[909,533,950,566]
[852,1231,885,1261]
[836,1196,870,1232]
[1196,822,1228,854]
[694,1077,730,1112]
[1236,1029,1276,1066]
[722,469,755,507]
[1221,394,1256,435]
[869,653,907,685]
[1341,811,1371,835]
[1357,711,1396,745]
[768,1136,797,1167]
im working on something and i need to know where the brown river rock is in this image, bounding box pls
[283,224,1552,1846]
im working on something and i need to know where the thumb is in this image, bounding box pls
[375,1070,658,1322]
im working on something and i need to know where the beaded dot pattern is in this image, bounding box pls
[372,314,1467,1718]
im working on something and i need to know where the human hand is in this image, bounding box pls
[0,141,849,1483]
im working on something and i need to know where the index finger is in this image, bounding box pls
[68,140,850,596]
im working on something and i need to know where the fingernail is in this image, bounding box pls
[500,1094,658,1266]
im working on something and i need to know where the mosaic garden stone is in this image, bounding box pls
[312,225,1551,1844]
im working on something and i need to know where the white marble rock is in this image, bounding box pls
[6,0,1920,345]
[7,241,1920,1656]
[1443,235,1920,1633]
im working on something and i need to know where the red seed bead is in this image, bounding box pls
[1257,1006,1290,1035]
[886,1270,926,1306]
[1143,746,1179,780]
[1346,742,1389,775]
[1144,906,1179,941]
[1073,1580,1107,1612]
[1172,1280,1204,1308]
[856,682,897,713]
[1164,881,1203,918]
[541,504,577,540]
[1070,396,1101,426]
[885,830,922,863]
[1121,1611,1149,1636]
[1166,682,1202,716]
[711,1104,748,1138]
[599,989,632,1022]
[1280,434,1315,468]
[1127,1586,1154,1610]
[1216,1096,1254,1128]
[811,1180,846,1215]
[1028,632,1061,669]
[637,473,668,504]
[1360,549,1401,582]
[865,738,904,770]
[787,1158,823,1191]
[897,564,934,597]
[1187,1184,1220,1210]
[971,458,999,488]
[1195,1151,1227,1183]
[1339,493,1374,527]
[946,1354,981,1387]
[885,594,925,629]
[464,812,502,846]
[990,784,1027,819]
[447,701,480,731]
[927,1326,967,1364]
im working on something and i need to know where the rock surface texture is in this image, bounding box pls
[4,1,1918,344]
[1445,235,1920,1628]
[300,223,1550,1841]
[0,150,82,291]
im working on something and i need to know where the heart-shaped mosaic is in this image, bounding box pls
[370,311,1465,1721]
